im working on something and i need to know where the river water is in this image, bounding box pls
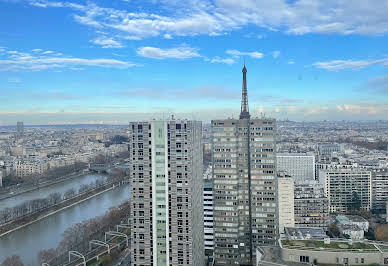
[0,173,107,211]
[0,174,130,265]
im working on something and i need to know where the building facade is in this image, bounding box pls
[129,120,204,266]
[276,153,315,183]
[294,181,329,229]
[204,178,214,254]
[372,170,388,212]
[212,65,277,265]
[277,172,294,233]
[324,170,372,213]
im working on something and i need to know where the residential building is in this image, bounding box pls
[277,153,315,183]
[324,170,372,213]
[278,172,294,233]
[335,215,369,240]
[212,65,277,265]
[204,178,214,254]
[15,160,49,177]
[294,181,329,229]
[372,170,388,212]
[318,143,343,155]
[129,120,204,266]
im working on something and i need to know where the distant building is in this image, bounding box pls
[15,160,49,177]
[372,170,388,212]
[277,153,315,183]
[129,120,204,266]
[318,143,343,155]
[278,172,294,233]
[324,170,372,213]
[203,178,214,254]
[294,181,329,229]
[16,121,24,136]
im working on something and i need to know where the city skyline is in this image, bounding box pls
[1,0,388,125]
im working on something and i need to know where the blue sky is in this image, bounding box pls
[0,0,388,125]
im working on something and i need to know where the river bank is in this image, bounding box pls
[0,170,88,201]
[0,181,122,236]
[0,183,131,265]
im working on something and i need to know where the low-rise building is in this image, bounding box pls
[279,238,388,265]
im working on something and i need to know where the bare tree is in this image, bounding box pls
[37,248,56,264]
[63,188,76,199]
[48,192,62,205]
[1,255,24,266]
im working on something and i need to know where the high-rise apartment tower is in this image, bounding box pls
[129,120,204,266]
[212,65,277,265]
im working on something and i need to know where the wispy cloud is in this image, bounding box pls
[0,48,134,71]
[313,58,388,70]
[207,57,235,65]
[226,49,263,59]
[91,36,124,48]
[25,0,388,43]
[272,51,280,59]
[136,46,200,59]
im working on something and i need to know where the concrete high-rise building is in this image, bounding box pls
[277,172,294,233]
[276,153,315,183]
[372,170,388,212]
[129,120,204,266]
[204,178,214,255]
[294,181,329,229]
[16,121,24,136]
[324,170,372,213]
[212,65,277,265]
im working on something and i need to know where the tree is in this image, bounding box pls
[1,255,24,266]
[348,191,361,212]
[375,224,388,241]
[37,248,56,264]
[64,188,76,199]
[329,223,340,237]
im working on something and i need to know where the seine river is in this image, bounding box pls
[0,173,130,265]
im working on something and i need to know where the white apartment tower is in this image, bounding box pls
[129,120,204,266]
[212,65,277,265]
[276,153,315,183]
[277,172,295,233]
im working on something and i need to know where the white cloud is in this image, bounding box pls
[163,33,172,39]
[27,0,388,42]
[336,104,387,115]
[272,50,280,59]
[42,50,54,54]
[91,37,124,48]
[32,49,42,52]
[0,48,134,71]
[313,58,388,70]
[208,57,235,65]
[136,46,200,59]
[226,49,263,59]
[288,60,295,64]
